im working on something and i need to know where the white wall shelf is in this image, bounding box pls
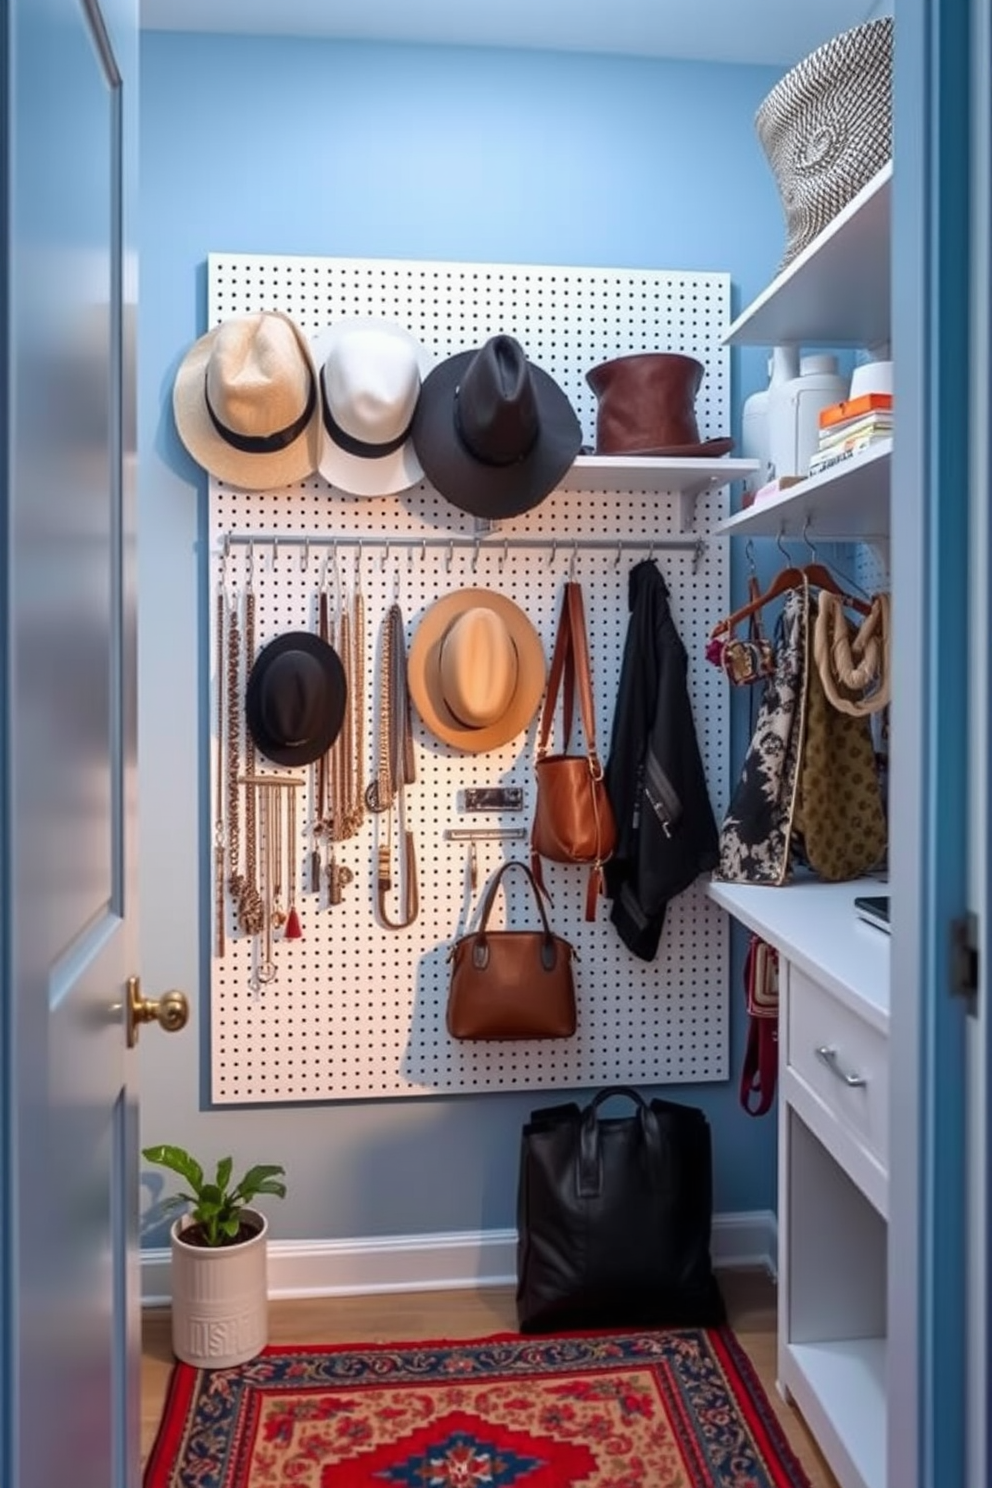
[562,454,759,530]
[724,164,891,350]
[716,441,891,542]
[706,877,889,1029]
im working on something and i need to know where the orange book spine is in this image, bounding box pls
[819,392,893,429]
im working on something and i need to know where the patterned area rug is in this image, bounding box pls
[144,1329,811,1487]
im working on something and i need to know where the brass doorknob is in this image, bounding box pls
[126,976,190,1048]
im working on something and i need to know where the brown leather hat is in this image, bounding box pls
[586,352,734,458]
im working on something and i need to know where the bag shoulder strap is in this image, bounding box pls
[476,859,556,941]
[536,583,600,765]
[537,583,575,758]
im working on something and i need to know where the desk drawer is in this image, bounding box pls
[786,967,888,1173]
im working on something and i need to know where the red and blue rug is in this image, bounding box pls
[144,1329,812,1487]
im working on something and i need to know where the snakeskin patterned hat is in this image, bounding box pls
[756,17,893,271]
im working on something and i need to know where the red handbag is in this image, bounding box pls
[531,582,617,920]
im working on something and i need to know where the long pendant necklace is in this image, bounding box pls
[368,601,418,929]
[214,576,227,958]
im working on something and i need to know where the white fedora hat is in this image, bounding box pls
[173,310,321,490]
[311,317,434,497]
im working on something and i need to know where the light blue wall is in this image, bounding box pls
[137,32,787,1244]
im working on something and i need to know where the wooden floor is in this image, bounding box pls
[142,1267,839,1486]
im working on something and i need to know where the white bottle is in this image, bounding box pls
[765,345,801,481]
[770,353,848,479]
[741,355,773,494]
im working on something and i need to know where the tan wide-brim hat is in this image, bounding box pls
[173,310,322,491]
[408,590,546,753]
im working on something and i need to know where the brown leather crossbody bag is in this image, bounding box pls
[531,582,617,920]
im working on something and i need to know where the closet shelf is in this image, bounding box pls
[561,454,759,530]
[707,877,890,1028]
[724,163,891,350]
[716,439,891,542]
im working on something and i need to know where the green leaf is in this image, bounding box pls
[215,1156,233,1192]
[142,1145,204,1194]
[219,1216,240,1239]
[234,1164,287,1202]
[252,1179,287,1199]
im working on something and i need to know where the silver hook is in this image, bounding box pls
[500,539,509,572]
[776,529,791,563]
[802,516,817,561]
[355,542,363,591]
[614,541,623,570]
[547,539,557,569]
[301,537,310,572]
[693,538,705,574]
[471,538,480,572]
[446,541,454,573]
[569,542,578,580]
[648,539,656,566]
[421,537,427,566]
[272,536,279,571]
[247,540,255,590]
[381,542,391,572]
[745,538,758,576]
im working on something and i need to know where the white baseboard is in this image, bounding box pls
[141,1209,777,1307]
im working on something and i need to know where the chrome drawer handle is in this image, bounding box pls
[815,1045,867,1088]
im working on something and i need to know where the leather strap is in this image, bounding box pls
[374,604,418,930]
[740,1016,778,1115]
[536,582,601,771]
[477,858,556,941]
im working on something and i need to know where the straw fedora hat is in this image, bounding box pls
[245,632,347,767]
[586,352,734,458]
[408,590,546,753]
[173,310,321,490]
[411,334,582,520]
[311,317,434,497]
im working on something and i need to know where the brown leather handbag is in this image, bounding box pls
[531,582,617,920]
[446,860,577,1041]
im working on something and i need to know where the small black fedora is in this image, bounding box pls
[245,632,346,768]
[411,333,582,520]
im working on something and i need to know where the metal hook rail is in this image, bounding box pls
[216,531,708,568]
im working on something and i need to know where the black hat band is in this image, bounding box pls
[205,369,317,455]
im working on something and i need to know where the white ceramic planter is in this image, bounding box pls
[170,1208,269,1368]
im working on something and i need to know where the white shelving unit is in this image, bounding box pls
[712,158,892,1488]
[563,454,758,530]
[724,164,891,350]
[716,441,891,542]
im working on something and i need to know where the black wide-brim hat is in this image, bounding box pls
[411,334,583,520]
[245,631,347,768]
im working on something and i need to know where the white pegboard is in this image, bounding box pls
[207,253,733,1103]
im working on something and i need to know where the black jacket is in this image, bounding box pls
[604,561,719,959]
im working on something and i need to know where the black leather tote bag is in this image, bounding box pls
[516,1086,725,1333]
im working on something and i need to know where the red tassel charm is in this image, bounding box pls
[283,906,303,940]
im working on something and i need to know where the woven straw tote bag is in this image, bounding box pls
[756,17,893,270]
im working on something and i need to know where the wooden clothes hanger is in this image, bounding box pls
[712,535,872,638]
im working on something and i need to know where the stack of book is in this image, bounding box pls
[807,392,893,479]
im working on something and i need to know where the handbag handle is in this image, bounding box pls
[536,582,601,774]
[472,859,564,972]
[577,1086,662,1198]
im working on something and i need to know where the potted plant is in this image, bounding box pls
[143,1144,287,1369]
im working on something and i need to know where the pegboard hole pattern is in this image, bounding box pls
[208,255,732,1103]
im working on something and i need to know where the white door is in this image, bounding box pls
[0,0,168,1482]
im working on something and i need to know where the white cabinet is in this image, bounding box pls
[712,162,892,1488]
